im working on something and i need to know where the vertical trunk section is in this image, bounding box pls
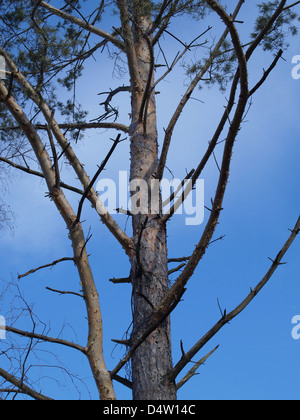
[129,14,177,400]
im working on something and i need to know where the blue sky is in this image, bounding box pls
[0,0,300,400]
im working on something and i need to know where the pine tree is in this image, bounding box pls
[0,0,299,400]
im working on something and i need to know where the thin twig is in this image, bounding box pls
[109,277,132,284]
[0,156,84,195]
[18,257,75,279]
[1,325,86,353]
[74,134,122,225]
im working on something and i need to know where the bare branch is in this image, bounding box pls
[110,287,187,380]
[46,112,60,189]
[45,287,84,299]
[0,324,85,353]
[165,1,288,221]
[32,0,125,51]
[17,257,75,279]
[111,373,133,390]
[74,134,122,226]
[176,345,219,390]
[156,0,249,320]
[0,367,54,401]
[0,79,116,400]
[157,0,246,180]
[249,49,283,97]
[139,34,155,128]
[152,0,181,45]
[0,122,130,134]
[0,156,84,195]
[168,263,186,275]
[99,85,131,117]
[168,256,191,264]
[109,277,132,284]
[169,215,300,381]
[0,48,134,257]
[284,0,300,10]
[154,29,211,88]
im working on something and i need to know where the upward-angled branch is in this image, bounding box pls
[156,0,246,180]
[152,0,181,45]
[154,28,211,88]
[74,134,122,225]
[0,48,134,257]
[151,0,174,33]
[0,79,116,400]
[165,1,288,221]
[117,0,141,90]
[158,0,249,311]
[249,49,283,97]
[18,257,75,279]
[0,156,84,195]
[33,0,125,51]
[246,0,287,59]
[0,122,130,134]
[169,215,300,382]
[0,367,54,401]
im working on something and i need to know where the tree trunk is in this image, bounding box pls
[129,14,177,400]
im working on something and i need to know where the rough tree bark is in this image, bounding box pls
[125,7,177,400]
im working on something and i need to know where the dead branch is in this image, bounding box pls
[249,49,283,97]
[110,287,187,380]
[18,257,75,279]
[168,215,300,382]
[0,324,86,353]
[150,0,174,35]
[109,277,132,284]
[46,287,84,299]
[156,0,246,180]
[168,263,186,276]
[0,78,116,400]
[0,121,130,134]
[0,367,54,401]
[152,0,181,45]
[164,1,287,221]
[154,29,211,88]
[117,0,141,90]
[168,256,191,264]
[284,0,300,10]
[0,156,84,195]
[162,169,195,209]
[46,111,60,188]
[176,345,219,390]
[74,134,122,226]
[0,48,134,256]
[33,0,125,51]
[156,0,249,323]
[99,85,130,118]
[110,373,133,390]
[111,339,131,346]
